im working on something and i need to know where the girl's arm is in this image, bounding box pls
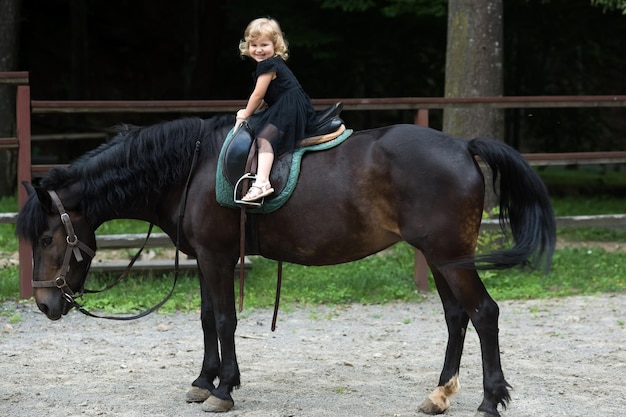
[237,72,274,122]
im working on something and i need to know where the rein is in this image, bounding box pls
[33,140,202,320]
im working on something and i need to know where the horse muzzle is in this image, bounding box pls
[34,288,73,320]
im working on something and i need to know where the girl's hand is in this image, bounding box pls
[234,110,247,132]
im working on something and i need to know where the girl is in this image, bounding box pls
[236,17,316,202]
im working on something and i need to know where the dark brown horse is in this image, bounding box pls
[17,115,555,417]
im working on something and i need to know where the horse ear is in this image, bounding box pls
[22,181,35,196]
[34,187,54,214]
[22,181,52,213]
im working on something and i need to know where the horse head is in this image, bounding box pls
[18,183,97,320]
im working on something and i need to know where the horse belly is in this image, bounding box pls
[257,197,401,266]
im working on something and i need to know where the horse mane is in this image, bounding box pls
[17,115,234,242]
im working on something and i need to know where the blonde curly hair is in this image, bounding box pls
[239,17,289,61]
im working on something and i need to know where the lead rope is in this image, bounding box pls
[83,223,154,295]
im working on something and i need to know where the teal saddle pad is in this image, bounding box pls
[216,127,353,214]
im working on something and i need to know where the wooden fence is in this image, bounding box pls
[1,71,625,298]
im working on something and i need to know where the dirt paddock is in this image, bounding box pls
[1,293,624,417]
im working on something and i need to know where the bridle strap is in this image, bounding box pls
[31,190,96,299]
[49,190,96,261]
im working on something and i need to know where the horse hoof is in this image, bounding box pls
[418,397,447,415]
[202,395,234,413]
[186,386,211,403]
[419,395,450,415]
[419,375,459,414]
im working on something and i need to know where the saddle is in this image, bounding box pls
[222,102,345,191]
[215,111,352,214]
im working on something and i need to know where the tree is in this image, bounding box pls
[0,0,20,197]
[591,0,626,13]
[443,0,503,211]
[443,0,504,140]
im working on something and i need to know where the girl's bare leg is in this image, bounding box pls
[254,138,274,184]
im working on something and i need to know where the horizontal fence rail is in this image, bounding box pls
[0,71,29,85]
[29,95,626,113]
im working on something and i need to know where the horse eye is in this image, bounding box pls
[41,237,53,248]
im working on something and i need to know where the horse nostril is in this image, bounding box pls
[38,303,50,316]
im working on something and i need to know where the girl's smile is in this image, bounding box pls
[249,36,275,62]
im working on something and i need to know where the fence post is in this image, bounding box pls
[17,85,32,299]
[413,109,430,292]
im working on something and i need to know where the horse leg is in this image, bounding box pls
[437,267,511,417]
[196,254,241,413]
[186,270,220,403]
[419,267,467,415]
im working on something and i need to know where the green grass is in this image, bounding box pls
[480,247,625,299]
[537,165,626,190]
[95,219,163,235]
[243,246,418,307]
[0,196,19,300]
[72,240,625,314]
[1,185,624,312]
[75,272,202,314]
[0,195,17,252]
[551,195,626,216]
[549,189,626,243]
[74,244,419,314]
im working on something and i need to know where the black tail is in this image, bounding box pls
[468,137,556,271]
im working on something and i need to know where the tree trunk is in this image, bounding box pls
[0,0,20,197]
[444,0,503,210]
[443,0,504,139]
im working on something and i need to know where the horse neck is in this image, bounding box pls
[59,173,181,233]
[85,188,180,231]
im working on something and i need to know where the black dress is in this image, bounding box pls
[247,56,316,156]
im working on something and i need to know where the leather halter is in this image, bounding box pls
[30,190,96,303]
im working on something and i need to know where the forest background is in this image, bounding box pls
[0,0,625,197]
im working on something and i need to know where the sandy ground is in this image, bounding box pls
[0,293,624,417]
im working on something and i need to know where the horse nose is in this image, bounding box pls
[36,297,63,321]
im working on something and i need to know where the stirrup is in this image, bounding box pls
[234,173,264,207]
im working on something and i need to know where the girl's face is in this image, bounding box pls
[248,35,275,62]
